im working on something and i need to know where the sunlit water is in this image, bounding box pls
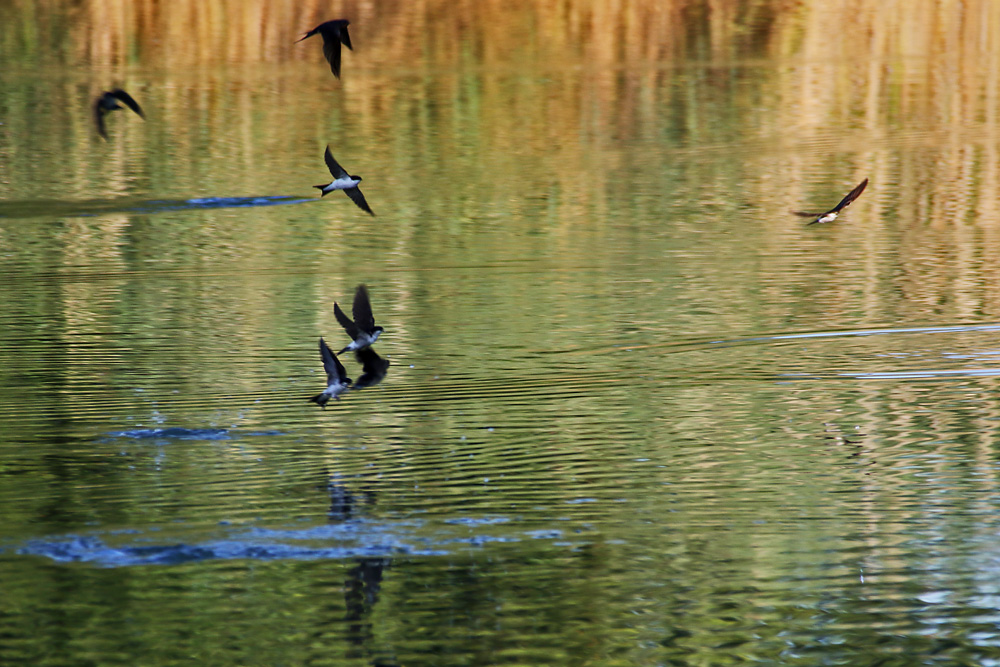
[4,6,1000,666]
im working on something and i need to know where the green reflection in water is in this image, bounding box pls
[4,2,1000,666]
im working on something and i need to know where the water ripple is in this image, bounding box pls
[11,515,589,567]
[0,195,313,220]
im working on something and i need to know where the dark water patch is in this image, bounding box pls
[108,427,232,441]
[0,195,313,220]
[15,526,437,567]
[12,514,584,567]
[444,517,512,526]
[129,196,314,214]
[104,427,283,442]
[16,535,432,566]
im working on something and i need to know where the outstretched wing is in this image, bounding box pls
[334,301,360,340]
[356,347,388,375]
[338,22,353,51]
[352,285,376,332]
[324,146,348,179]
[331,350,349,384]
[94,99,108,140]
[111,89,145,118]
[831,178,868,213]
[353,347,389,389]
[344,187,374,216]
[321,32,343,78]
[319,337,348,383]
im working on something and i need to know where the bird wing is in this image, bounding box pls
[352,284,376,332]
[324,146,348,179]
[94,99,108,140]
[356,347,388,375]
[319,337,348,383]
[334,301,361,340]
[332,351,350,385]
[344,186,374,216]
[339,23,353,51]
[353,347,389,389]
[831,178,868,213]
[111,89,145,118]
[322,33,343,78]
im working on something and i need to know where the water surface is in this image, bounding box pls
[3,1,1000,665]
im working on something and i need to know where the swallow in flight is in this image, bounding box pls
[335,284,384,354]
[308,337,352,408]
[793,178,868,225]
[315,146,374,215]
[94,89,145,140]
[297,19,353,78]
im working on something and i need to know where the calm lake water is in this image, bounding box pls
[4,2,1000,665]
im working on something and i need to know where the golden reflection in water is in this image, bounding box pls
[2,0,998,86]
[2,0,998,191]
[4,0,1000,345]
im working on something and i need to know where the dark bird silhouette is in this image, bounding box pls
[315,145,374,215]
[353,347,390,390]
[793,178,868,225]
[308,337,352,408]
[94,89,145,140]
[335,285,384,355]
[297,19,353,78]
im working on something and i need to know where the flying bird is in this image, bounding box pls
[793,178,868,225]
[308,337,353,408]
[315,146,374,215]
[296,19,353,79]
[334,284,384,355]
[94,89,145,140]
[352,347,390,390]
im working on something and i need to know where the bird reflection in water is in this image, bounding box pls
[345,557,394,663]
[324,476,399,666]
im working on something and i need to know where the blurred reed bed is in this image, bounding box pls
[3,0,998,155]
[2,0,998,169]
[3,0,1000,318]
[0,0,996,76]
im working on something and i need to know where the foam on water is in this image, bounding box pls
[11,514,563,567]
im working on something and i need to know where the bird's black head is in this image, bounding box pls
[350,174,363,182]
[373,326,384,334]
